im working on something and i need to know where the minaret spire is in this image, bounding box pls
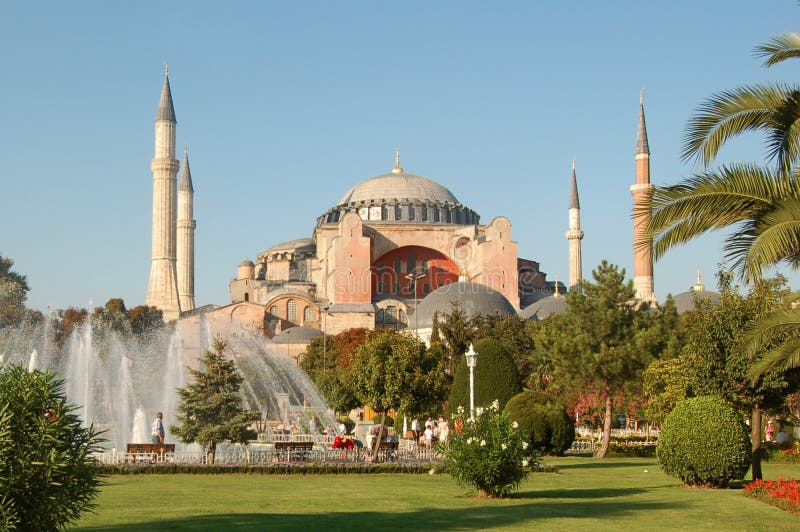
[636,90,650,155]
[566,161,584,291]
[146,68,182,321]
[177,145,196,311]
[631,92,656,303]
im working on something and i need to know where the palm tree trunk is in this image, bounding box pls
[595,395,612,459]
[751,404,763,481]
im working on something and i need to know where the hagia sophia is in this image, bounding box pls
[145,70,717,358]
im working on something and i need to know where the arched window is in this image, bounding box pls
[270,305,279,317]
[303,306,313,323]
[287,299,297,322]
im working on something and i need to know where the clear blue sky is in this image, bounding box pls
[3,1,800,312]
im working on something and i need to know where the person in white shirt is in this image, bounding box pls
[151,412,165,444]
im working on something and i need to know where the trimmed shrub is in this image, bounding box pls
[446,338,523,418]
[657,396,750,488]
[504,390,575,456]
[0,365,103,530]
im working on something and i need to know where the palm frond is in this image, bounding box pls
[749,336,800,378]
[682,84,800,173]
[642,164,784,260]
[755,32,800,67]
[744,198,800,280]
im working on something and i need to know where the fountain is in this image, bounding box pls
[0,313,335,451]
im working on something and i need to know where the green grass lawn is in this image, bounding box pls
[74,457,800,531]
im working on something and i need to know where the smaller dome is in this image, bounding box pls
[672,290,721,314]
[412,282,515,329]
[239,259,255,267]
[519,295,567,320]
[265,238,315,254]
[272,325,323,344]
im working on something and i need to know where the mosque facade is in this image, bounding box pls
[146,71,672,346]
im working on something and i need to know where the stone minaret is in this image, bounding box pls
[146,67,182,321]
[566,160,584,290]
[177,145,196,312]
[631,92,656,303]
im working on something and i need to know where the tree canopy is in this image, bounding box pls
[170,338,260,463]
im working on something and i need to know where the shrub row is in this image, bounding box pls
[762,442,800,464]
[97,462,433,475]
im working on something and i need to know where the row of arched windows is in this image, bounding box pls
[268,300,315,324]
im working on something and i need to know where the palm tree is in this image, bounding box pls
[645,30,800,480]
[647,32,800,282]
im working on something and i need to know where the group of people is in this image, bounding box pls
[411,416,449,448]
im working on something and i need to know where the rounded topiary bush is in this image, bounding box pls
[446,338,522,418]
[657,396,750,488]
[504,390,575,456]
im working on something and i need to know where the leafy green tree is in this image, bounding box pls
[348,330,446,459]
[127,305,164,338]
[0,255,30,329]
[532,262,661,458]
[446,337,523,417]
[473,314,535,379]
[437,302,473,375]
[0,365,103,531]
[171,338,260,464]
[679,273,798,480]
[299,328,367,413]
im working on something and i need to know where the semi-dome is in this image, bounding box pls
[412,282,515,329]
[272,325,324,344]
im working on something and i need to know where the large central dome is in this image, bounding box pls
[317,154,479,226]
[338,171,459,205]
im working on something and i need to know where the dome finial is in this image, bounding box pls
[164,63,169,77]
[392,147,403,174]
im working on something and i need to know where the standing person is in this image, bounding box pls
[424,424,434,449]
[309,415,318,434]
[438,418,450,447]
[765,420,776,442]
[151,412,165,444]
[411,417,421,442]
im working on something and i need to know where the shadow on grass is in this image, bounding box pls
[76,499,685,531]
[556,459,658,470]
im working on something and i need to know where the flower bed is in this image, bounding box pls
[743,477,800,514]
[762,441,800,464]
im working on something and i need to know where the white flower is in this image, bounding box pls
[429,468,436,475]
[457,405,464,413]
[480,440,486,447]
[522,442,529,450]
[467,437,474,444]
[511,421,519,429]
[522,459,529,467]
[501,444,507,450]
[476,407,484,416]
[491,399,500,411]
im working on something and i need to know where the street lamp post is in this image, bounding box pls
[322,304,330,371]
[465,343,478,416]
[404,271,426,336]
